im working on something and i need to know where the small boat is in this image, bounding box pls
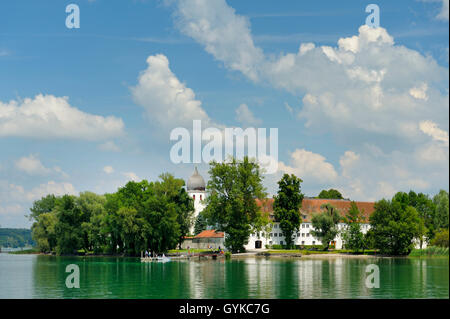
[156,254,171,262]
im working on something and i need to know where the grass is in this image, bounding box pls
[8,248,40,254]
[265,249,378,255]
[409,246,449,257]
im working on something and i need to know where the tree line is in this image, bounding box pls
[30,173,194,256]
[29,157,449,256]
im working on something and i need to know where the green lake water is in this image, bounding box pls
[0,253,448,299]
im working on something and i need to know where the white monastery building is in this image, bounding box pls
[184,167,425,250]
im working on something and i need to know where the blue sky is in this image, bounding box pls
[0,0,448,228]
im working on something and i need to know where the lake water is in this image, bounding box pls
[0,253,448,299]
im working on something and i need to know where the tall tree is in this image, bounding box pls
[54,195,84,255]
[311,204,341,250]
[341,202,365,252]
[31,212,58,252]
[273,174,304,248]
[28,194,57,221]
[370,198,420,255]
[392,191,435,243]
[194,212,208,235]
[433,190,449,230]
[204,157,266,253]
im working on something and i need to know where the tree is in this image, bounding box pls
[194,212,208,235]
[369,199,420,255]
[273,174,304,248]
[31,213,57,252]
[430,229,449,247]
[310,204,341,250]
[433,190,449,230]
[28,194,57,221]
[392,191,435,243]
[154,173,195,247]
[317,189,343,200]
[204,157,266,253]
[341,202,366,253]
[54,195,84,255]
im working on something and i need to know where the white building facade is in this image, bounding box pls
[186,168,425,251]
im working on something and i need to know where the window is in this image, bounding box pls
[297,233,300,237]
[303,215,307,219]
[269,233,273,238]
[302,233,305,237]
[193,195,195,200]
[302,224,305,228]
[306,233,310,237]
[279,233,283,237]
[313,241,315,245]
[200,195,202,200]
[306,224,309,228]
[274,224,278,228]
[280,241,284,245]
[269,241,272,245]
[301,241,305,245]
[274,233,277,237]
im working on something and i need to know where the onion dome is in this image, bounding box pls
[187,167,206,191]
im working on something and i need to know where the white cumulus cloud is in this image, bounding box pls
[0,94,124,140]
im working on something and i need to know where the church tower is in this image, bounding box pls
[186,167,207,234]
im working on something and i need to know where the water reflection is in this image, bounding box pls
[0,254,446,299]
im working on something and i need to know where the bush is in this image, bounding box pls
[224,251,231,259]
[430,229,449,247]
[409,246,449,257]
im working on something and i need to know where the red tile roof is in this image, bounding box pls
[256,198,374,222]
[194,229,225,238]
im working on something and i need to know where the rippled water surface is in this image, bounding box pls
[0,253,448,298]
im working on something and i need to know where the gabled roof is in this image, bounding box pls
[194,229,224,238]
[256,198,375,222]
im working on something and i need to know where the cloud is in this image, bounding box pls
[172,0,264,81]
[15,155,51,175]
[0,94,124,140]
[26,181,77,201]
[98,140,121,152]
[235,104,262,127]
[419,120,449,146]
[123,172,140,182]
[437,0,449,21]
[168,0,449,200]
[14,154,69,177]
[278,149,338,185]
[103,166,114,174]
[131,54,215,129]
[420,0,449,21]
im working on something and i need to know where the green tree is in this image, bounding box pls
[31,213,57,252]
[317,189,344,200]
[204,157,266,253]
[273,174,304,248]
[430,228,449,247]
[194,212,208,235]
[154,173,195,248]
[54,195,84,255]
[433,190,449,230]
[393,191,435,243]
[28,194,57,221]
[310,204,341,250]
[369,199,420,255]
[341,202,366,253]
